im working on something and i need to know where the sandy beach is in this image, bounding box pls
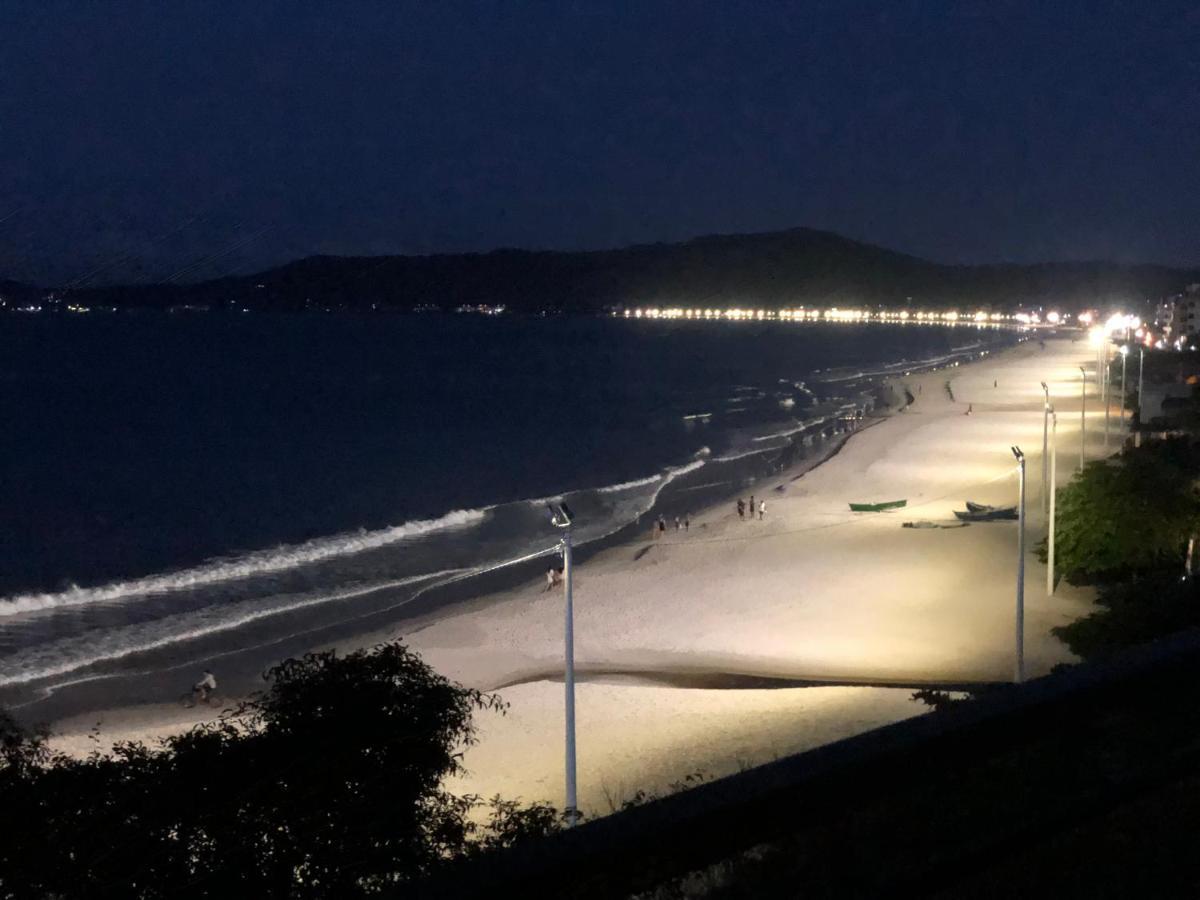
[50,334,1103,816]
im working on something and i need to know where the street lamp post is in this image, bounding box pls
[548,502,579,826]
[1119,345,1129,433]
[1103,340,1110,455]
[1079,366,1087,472]
[1138,346,1144,418]
[1012,446,1026,683]
[1137,345,1145,448]
[1040,381,1050,514]
[1047,408,1057,596]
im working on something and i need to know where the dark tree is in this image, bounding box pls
[0,642,562,899]
[1041,438,1200,584]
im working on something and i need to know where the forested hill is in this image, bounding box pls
[19,228,1200,313]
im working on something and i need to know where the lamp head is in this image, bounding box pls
[548,502,574,528]
[1011,445,1024,461]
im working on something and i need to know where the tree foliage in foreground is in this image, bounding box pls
[1054,572,1200,662]
[0,642,562,899]
[1041,438,1200,584]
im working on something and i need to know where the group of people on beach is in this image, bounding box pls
[650,514,690,539]
[736,494,766,521]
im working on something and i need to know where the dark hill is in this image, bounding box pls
[32,227,1200,313]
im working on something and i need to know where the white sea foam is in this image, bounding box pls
[0,570,465,687]
[597,475,662,493]
[0,508,489,617]
[665,458,707,478]
[713,447,773,463]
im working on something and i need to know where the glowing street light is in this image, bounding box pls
[1012,445,1026,683]
[548,501,579,826]
[1047,408,1058,596]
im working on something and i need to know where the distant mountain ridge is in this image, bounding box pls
[5,227,1198,313]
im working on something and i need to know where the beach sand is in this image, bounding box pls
[51,335,1103,817]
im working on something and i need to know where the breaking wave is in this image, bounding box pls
[0,508,489,617]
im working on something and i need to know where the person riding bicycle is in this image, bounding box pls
[192,669,217,704]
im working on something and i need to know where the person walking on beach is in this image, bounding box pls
[749,495,755,521]
[657,516,667,538]
[684,515,690,532]
[192,669,218,704]
[737,499,745,520]
[965,403,973,415]
[674,515,681,531]
[758,499,766,520]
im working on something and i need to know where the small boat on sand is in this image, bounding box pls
[954,505,1017,522]
[849,499,907,512]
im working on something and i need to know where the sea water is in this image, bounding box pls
[0,313,1014,718]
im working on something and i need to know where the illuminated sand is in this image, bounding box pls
[52,336,1106,816]
[414,335,1103,811]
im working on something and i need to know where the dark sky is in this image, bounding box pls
[1,0,1197,285]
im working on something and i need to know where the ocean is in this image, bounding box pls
[0,313,1015,719]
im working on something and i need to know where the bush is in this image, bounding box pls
[0,642,562,898]
[1040,438,1200,584]
[1053,573,1200,662]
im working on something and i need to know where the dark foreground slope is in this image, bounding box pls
[425,630,1200,898]
[67,228,1196,313]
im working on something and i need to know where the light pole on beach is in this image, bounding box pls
[1138,346,1145,420]
[1119,345,1129,433]
[548,502,579,826]
[1040,381,1050,514]
[1102,340,1110,455]
[1047,408,1057,596]
[1078,366,1087,471]
[1012,445,1026,683]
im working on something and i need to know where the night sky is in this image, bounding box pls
[1,0,1197,285]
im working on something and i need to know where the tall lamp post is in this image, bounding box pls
[1012,445,1026,683]
[1078,366,1087,472]
[1103,340,1110,455]
[1047,408,1057,596]
[1137,345,1145,448]
[548,502,579,826]
[1119,344,1129,433]
[1040,381,1050,514]
[1137,346,1145,418]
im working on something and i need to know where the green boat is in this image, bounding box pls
[849,499,907,512]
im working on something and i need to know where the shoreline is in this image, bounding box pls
[11,332,986,725]
[44,338,1099,801]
